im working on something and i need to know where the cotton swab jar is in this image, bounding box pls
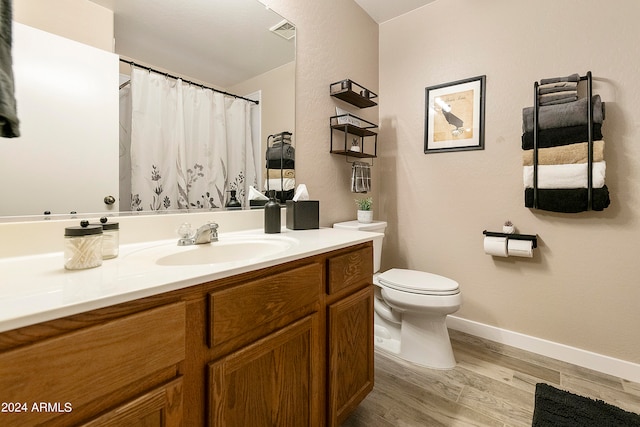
[64,221,103,270]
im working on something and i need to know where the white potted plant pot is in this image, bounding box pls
[355,197,373,223]
[357,210,373,223]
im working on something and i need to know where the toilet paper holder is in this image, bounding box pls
[482,230,537,248]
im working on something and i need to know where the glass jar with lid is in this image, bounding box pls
[93,217,119,259]
[64,220,103,270]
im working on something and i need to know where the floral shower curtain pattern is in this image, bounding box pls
[128,67,257,211]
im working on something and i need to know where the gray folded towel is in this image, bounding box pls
[538,81,578,95]
[0,0,19,137]
[538,96,579,106]
[538,91,578,106]
[265,142,295,161]
[539,73,580,85]
[522,95,604,133]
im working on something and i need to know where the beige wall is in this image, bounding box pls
[229,61,296,180]
[379,0,640,364]
[266,0,380,224]
[230,61,295,139]
[13,0,113,51]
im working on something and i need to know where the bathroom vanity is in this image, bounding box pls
[0,217,376,427]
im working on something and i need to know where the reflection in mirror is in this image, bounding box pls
[1,0,295,219]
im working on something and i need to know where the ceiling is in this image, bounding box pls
[354,0,436,23]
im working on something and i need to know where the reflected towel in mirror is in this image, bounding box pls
[267,169,295,179]
[265,178,295,191]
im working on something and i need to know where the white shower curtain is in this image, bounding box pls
[129,67,258,211]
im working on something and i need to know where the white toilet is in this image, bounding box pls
[333,220,462,369]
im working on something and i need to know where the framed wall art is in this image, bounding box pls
[424,75,486,153]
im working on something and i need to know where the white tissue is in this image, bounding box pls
[292,184,309,202]
[484,236,508,257]
[507,239,534,258]
[249,186,268,200]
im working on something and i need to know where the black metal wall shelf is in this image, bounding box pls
[330,114,377,159]
[330,79,378,108]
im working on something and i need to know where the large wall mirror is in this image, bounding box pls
[2,0,295,220]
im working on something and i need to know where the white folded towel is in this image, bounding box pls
[523,161,606,189]
[265,178,295,191]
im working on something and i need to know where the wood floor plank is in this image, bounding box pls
[457,382,533,427]
[561,373,640,414]
[374,368,504,427]
[452,339,561,385]
[511,369,555,394]
[449,330,573,376]
[374,351,465,402]
[452,345,516,385]
[339,401,396,427]
[623,379,640,396]
[342,330,640,426]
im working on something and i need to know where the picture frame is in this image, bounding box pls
[424,75,486,153]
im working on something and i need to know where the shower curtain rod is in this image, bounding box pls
[119,59,259,105]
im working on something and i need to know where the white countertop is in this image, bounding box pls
[0,227,379,333]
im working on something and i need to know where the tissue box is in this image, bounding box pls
[286,200,319,230]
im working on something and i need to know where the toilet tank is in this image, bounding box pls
[333,220,387,273]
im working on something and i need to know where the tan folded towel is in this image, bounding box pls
[522,141,604,166]
[267,169,295,179]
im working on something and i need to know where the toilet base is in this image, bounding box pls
[399,312,456,369]
[373,309,456,370]
[374,324,400,355]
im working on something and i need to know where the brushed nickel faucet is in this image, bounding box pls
[177,222,219,246]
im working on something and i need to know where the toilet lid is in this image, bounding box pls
[377,268,459,295]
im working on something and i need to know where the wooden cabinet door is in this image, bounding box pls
[208,315,320,427]
[327,286,374,427]
[0,302,185,427]
[80,377,183,427]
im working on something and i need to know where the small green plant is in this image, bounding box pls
[504,220,513,227]
[355,197,373,211]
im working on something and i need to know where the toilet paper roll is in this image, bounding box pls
[507,239,534,258]
[484,236,508,257]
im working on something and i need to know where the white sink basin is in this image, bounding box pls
[125,234,297,266]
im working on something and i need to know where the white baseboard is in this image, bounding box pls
[447,316,640,384]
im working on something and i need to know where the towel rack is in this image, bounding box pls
[265,131,294,203]
[532,71,595,210]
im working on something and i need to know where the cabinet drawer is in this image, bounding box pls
[327,244,373,295]
[208,263,321,352]
[0,302,185,427]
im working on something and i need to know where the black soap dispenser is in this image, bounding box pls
[225,190,242,210]
[264,190,281,234]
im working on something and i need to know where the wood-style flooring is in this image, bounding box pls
[342,329,640,426]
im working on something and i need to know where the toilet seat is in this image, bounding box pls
[377,268,459,296]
